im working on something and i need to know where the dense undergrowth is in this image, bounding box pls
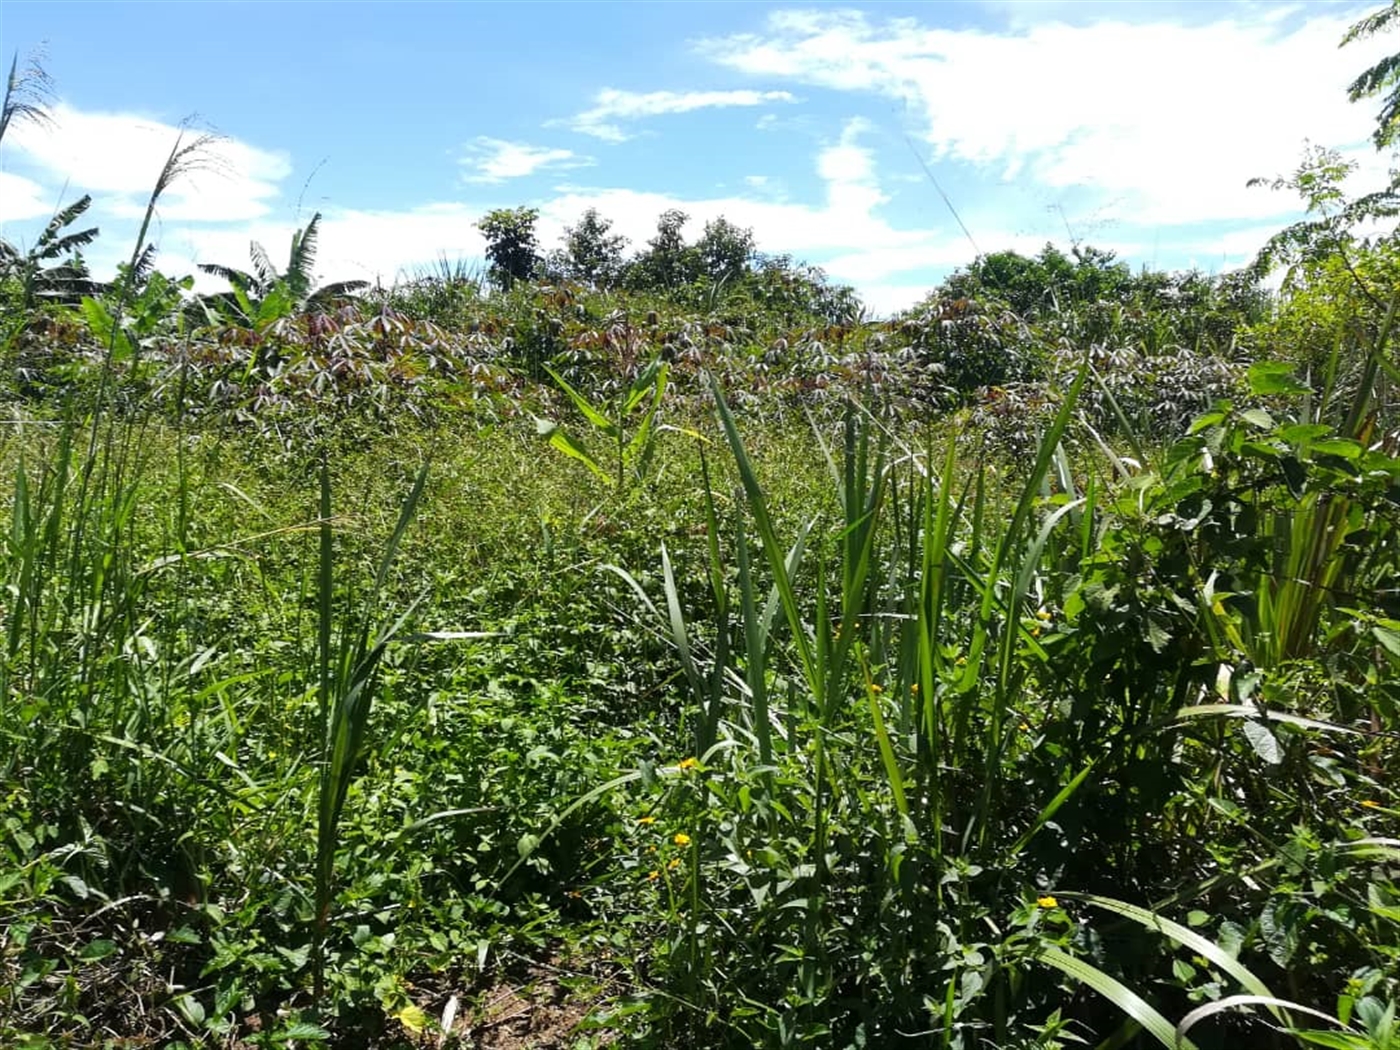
[3,20,1400,1049]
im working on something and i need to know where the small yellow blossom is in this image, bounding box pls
[1036,895,1059,909]
[1361,800,1381,809]
[678,757,699,771]
[1019,722,1031,732]
[870,683,883,694]
[955,656,968,667]
[1031,627,1042,638]
[647,870,659,881]
[636,815,657,825]
[1036,608,1052,621]
[673,832,692,847]
[667,857,681,871]
[910,683,919,694]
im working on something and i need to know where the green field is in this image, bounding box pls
[2,28,1400,1050]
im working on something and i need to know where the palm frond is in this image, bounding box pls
[286,213,322,301]
[129,242,159,287]
[197,263,256,293]
[34,196,95,251]
[249,240,278,294]
[308,279,369,304]
[34,228,100,262]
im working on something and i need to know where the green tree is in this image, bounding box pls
[476,207,541,290]
[694,216,755,285]
[556,208,627,288]
[940,244,1132,319]
[625,208,700,291]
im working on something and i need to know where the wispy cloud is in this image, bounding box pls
[459,136,593,184]
[5,103,290,223]
[0,171,54,224]
[560,88,797,142]
[698,8,1395,226]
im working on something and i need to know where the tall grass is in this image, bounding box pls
[616,355,1399,1046]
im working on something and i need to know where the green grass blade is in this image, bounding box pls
[711,374,817,697]
[544,365,621,440]
[536,416,609,481]
[1062,893,1280,1006]
[959,357,1088,694]
[1036,946,1197,1050]
[861,655,909,820]
[1176,996,1348,1050]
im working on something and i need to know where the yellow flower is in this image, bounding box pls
[1019,722,1031,732]
[647,870,659,881]
[673,832,692,847]
[955,656,968,667]
[910,683,919,694]
[1361,800,1381,809]
[870,683,883,694]
[667,857,681,871]
[636,815,657,825]
[1036,608,1052,621]
[1036,895,1059,909]
[678,757,698,771]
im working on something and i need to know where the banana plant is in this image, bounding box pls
[534,356,670,490]
[196,212,368,327]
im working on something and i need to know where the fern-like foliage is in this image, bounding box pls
[1344,0,1400,149]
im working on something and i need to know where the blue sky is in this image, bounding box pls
[0,0,1393,314]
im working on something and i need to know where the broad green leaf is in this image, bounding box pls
[1373,625,1400,659]
[174,994,206,1027]
[1241,720,1283,765]
[1249,361,1310,397]
[534,417,609,482]
[395,1004,432,1034]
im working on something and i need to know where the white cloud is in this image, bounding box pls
[6,103,290,223]
[698,8,1396,227]
[460,137,592,184]
[561,88,797,141]
[159,203,491,291]
[0,171,54,224]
